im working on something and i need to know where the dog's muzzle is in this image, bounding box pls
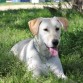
[45,39,59,57]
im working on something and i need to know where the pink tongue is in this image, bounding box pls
[48,48,58,56]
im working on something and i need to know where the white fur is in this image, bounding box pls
[11,17,67,79]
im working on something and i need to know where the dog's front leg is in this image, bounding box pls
[26,55,43,77]
[47,56,67,79]
[26,48,43,77]
[25,40,44,77]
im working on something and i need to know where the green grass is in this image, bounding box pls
[0,8,83,83]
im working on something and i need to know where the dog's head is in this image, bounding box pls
[28,17,68,56]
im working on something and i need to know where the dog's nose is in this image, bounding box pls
[52,39,59,47]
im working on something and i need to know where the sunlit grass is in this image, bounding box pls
[0,8,83,83]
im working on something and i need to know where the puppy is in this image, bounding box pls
[11,17,68,79]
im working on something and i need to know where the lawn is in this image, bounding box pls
[0,8,83,83]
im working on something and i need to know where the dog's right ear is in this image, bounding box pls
[28,18,42,35]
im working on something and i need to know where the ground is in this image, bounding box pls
[0,8,83,83]
[0,2,72,11]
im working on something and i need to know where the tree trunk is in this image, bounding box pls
[72,0,83,12]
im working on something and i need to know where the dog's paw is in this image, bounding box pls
[61,75,67,80]
[57,74,67,80]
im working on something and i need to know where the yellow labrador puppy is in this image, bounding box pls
[11,17,68,79]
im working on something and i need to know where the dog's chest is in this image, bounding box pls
[33,39,51,62]
[38,46,51,62]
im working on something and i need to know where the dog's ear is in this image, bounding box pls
[58,17,68,30]
[28,18,42,35]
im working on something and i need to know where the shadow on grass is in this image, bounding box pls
[60,30,83,56]
[59,30,83,83]
[44,7,83,18]
[0,9,52,31]
[0,8,82,32]
[0,43,26,77]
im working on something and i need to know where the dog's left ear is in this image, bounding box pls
[58,17,68,31]
[28,18,42,35]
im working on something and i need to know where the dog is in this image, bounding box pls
[11,17,68,79]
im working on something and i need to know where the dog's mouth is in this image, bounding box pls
[46,45,58,57]
[48,47,58,57]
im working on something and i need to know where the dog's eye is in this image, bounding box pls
[44,28,48,32]
[56,27,59,31]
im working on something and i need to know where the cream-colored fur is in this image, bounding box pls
[11,17,68,79]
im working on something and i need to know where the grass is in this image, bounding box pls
[0,8,83,83]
